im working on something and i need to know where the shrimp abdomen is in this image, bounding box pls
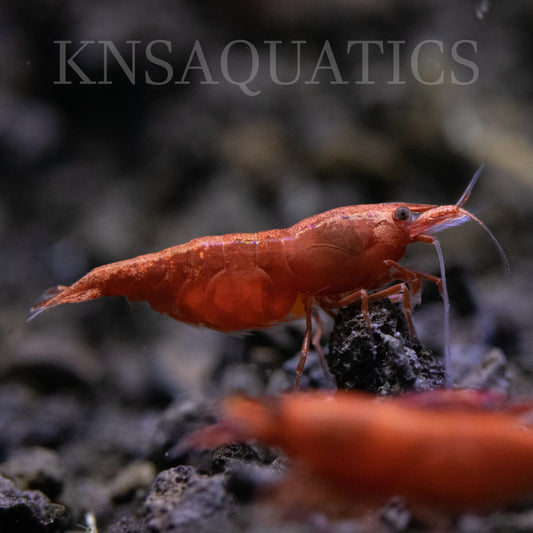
[30,231,299,330]
[172,231,298,331]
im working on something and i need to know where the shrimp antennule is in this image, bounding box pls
[456,161,509,274]
[456,159,486,208]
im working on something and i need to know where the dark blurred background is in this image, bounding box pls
[2,1,533,530]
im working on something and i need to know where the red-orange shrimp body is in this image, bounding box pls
[29,201,449,330]
[30,168,506,387]
[191,391,533,510]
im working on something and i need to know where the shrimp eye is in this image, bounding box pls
[394,206,411,221]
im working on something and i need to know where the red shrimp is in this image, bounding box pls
[30,164,507,389]
[187,390,533,511]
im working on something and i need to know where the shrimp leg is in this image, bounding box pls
[294,300,336,392]
[331,261,442,338]
[295,298,313,392]
[310,307,330,381]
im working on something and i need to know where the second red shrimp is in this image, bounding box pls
[186,390,533,511]
[30,166,507,388]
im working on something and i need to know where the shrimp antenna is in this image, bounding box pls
[431,236,452,387]
[458,207,511,275]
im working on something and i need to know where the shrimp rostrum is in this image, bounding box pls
[30,165,507,389]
